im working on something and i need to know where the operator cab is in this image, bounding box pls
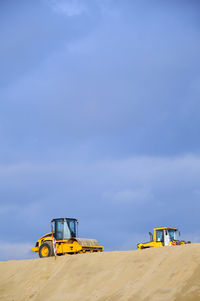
[156,227,179,246]
[51,218,78,240]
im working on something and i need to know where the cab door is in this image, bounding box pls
[164,229,170,246]
[63,220,71,239]
[156,229,164,246]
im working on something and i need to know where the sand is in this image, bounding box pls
[1,244,200,301]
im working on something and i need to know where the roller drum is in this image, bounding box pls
[75,238,100,247]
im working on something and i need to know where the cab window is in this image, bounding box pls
[156,230,164,242]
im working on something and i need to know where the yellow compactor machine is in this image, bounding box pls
[31,218,104,258]
[137,226,191,249]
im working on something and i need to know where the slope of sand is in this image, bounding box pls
[1,244,200,301]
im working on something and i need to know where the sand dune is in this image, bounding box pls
[1,244,200,301]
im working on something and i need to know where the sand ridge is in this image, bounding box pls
[1,244,200,301]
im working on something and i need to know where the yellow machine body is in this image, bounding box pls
[31,218,104,258]
[137,226,189,249]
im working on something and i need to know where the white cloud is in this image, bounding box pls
[0,154,200,256]
[48,0,88,16]
[47,0,118,18]
[0,154,200,220]
[0,205,18,214]
[0,241,36,261]
[103,187,154,204]
[118,233,146,251]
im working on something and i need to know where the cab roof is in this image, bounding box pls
[51,218,78,222]
[154,226,178,231]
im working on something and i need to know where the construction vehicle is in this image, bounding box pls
[31,218,104,258]
[137,226,191,249]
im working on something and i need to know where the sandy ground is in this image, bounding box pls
[1,244,200,301]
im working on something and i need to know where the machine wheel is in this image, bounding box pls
[39,241,53,258]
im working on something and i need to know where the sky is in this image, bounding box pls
[0,0,200,260]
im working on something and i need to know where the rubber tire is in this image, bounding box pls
[39,241,53,258]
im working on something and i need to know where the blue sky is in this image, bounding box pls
[0,0,200,260]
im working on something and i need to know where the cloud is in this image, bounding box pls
[47,0,116,17]
[48,0,88,16]
[0,204,18,215]
[2,0,200,159]
[0,154,200,257]
[0,241,35,261]
[103,187,154,204]
[0,155,200,230]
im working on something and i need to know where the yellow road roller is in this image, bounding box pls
[31,218,104,258]
[137,226,191,249]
